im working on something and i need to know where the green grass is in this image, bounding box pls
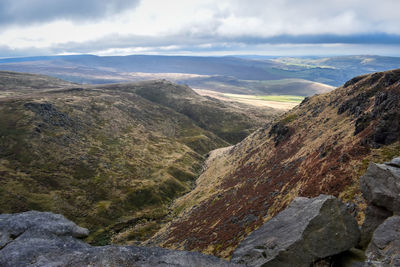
[280,114,298,124]
[248,78,310,86]
[223,93,304,103]
[254,95,305,103]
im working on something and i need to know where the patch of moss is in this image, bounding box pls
[280,113,298,124]
[379,142,400,162]
[0,180,30,212]
[167,166,196,182]
[180,135,225,155]
[85,173,112,201]
[0,110,33,164]
[73,162,96,180]
[26,193,54,211]
[125,221,161,241]
[158,177,187,201]
[88,228,113,246]
[125,187,163,208]
[173,203,186,216]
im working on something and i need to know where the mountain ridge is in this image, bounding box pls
[1,55,399,94]
[149,68,400,258]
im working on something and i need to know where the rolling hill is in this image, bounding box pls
[0,71,278,245]
[1,55,399,97]
[273,55,400,85]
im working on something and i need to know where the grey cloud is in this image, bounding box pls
[2,38,400,58]
[0,45,51,58]
[2,30,400,58]
[0,0,140,25]
[48,34,213,54]
[48,32,400,55]
[218,0,400,36]
[1,0,400,57]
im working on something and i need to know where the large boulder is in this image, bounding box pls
[365,216,400,266]
[231,195,360,267]
[0,210,89,243]
[0,211,235,267]
[360,157,400,213]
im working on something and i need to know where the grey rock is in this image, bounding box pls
[359,205,392,249]
[231,195,360,267]
[385,157,400,168]
[24,102,72,127]
[365,216,400,266]
[0,211,89,238]
[268,122,291,146]
[0,211,235,267]
[360,158,400,213]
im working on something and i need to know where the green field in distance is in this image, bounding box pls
[223,93,305,103]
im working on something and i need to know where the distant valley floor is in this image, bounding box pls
[194,89,303,110]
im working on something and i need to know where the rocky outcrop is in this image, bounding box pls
[268,121,292,146]
[360,157,400,265]
[231,195,360,267]
[0,211,234,267]
[360,157,399,248]
[360,157,400,213]
[365,216,400,266]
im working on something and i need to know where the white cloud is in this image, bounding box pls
[0,0,400,56]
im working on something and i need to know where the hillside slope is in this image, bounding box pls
[0,72,277,246]
[0,71,75,95]
[150,69,400,258]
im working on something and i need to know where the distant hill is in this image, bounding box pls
[0,71,278,245]
[0,55,286,82]
[273,55,400,85]
[0,55,400,86]
[1,55,399,96]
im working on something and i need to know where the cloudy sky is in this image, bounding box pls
[1,0,400,57]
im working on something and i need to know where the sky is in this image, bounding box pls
[1,0,400,58]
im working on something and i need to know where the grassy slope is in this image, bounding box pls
[151,69,400,258]
[0,72,278,245]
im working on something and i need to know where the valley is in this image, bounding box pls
[1,67,400,266]
[2,0,400,265]
[194,89,302,110]
[0,71,278,246]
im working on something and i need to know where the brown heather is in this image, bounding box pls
[150,69,400,258]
